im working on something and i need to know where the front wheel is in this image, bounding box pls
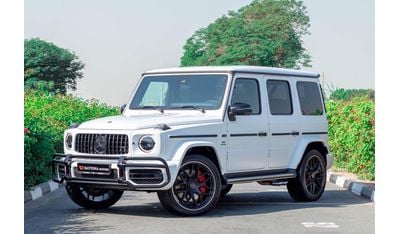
[287,149,327,201]
[66,185,124,209]
[157,154,221,216]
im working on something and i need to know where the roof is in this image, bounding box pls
[143,65,320,78]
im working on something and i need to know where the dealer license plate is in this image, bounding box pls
[77,163,111,175]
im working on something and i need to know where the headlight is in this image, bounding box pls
[66,134,73,150]
[138,136,155,152]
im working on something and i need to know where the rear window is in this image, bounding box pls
[296,81,324,115]
[267,80,293,115]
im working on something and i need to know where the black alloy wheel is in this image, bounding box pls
[66,185,124,209]
[304,155,325,196]
[287,149,326,201]
[172,161,216,210]
[157,154,221,216]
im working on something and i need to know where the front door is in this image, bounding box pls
[226,76,269,171]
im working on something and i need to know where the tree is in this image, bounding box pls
[181,0,311,68]
[24,38,85,94]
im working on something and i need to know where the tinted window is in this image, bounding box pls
[267,80,292,115]
[297,81,324,115]
[231,79,261,114]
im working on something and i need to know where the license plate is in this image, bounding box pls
[77,163,111,175]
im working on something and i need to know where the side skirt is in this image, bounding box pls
[224,169,296,184]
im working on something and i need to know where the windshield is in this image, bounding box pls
[130,74,228,110]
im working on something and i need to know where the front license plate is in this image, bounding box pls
[77,163,111,175]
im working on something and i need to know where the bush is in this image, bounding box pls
[24,91,119,188]
[326,97,375,180]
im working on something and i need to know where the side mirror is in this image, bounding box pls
[120,104,127,114]
[228,103,252,121]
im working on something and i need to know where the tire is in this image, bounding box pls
[287,149,327,202]
[66,184,124,209]
[157,154,221,216]
[220,184,233,197]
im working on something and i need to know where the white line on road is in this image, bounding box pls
[301,222,340,228]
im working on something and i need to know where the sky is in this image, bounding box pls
[24,0,374,106]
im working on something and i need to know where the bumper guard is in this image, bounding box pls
[52,153,171,190]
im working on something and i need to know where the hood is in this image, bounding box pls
[78,113,221,130]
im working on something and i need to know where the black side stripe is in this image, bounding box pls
[271,133,291,136]
[221,134,227,137]
[230,133,258,137]
[302,132,328,135]
[169,134,218,139]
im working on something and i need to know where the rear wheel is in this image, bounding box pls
[157,154,221,216]
[287,149,326,201]
[66,185,123,209]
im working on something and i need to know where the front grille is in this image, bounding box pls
[75,134,129,155]
[129,169,163,184]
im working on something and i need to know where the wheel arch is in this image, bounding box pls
[289,138,329,169]
[170,141,225,184]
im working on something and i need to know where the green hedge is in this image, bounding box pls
[326,97,375,180]
[24,91,119,188]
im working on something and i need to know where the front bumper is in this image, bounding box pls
[52,153,171,190]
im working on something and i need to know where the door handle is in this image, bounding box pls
[258,132,267,137]
[291,131,300,136]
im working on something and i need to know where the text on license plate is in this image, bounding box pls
[77,163,111,175]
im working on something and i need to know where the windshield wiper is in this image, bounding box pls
[138,106,164,113]
[173,105,205,113]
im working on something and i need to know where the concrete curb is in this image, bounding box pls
[24,180,64,203]
[327,171,374,202]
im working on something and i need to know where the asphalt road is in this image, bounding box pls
[25,182,374,234]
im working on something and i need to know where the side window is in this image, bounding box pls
[297,81,324,115]
[267,80,292,115]
[231,78,261,114]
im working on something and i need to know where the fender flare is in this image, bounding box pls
[288,136,328,169]
[169,141,223,179]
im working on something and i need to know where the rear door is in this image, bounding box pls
[266,78,300,169]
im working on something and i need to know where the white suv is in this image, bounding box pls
[53,66,333,216]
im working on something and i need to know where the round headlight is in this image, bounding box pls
[66,134,73,150]
[139,136,155,152]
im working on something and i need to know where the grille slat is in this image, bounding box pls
[75,134,129,155]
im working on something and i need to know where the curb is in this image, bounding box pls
[24,180,64,203]
[327,171,374,202]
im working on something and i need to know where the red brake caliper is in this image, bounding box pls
[198,171,207,193]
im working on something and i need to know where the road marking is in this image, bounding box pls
[301,222,339,228]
